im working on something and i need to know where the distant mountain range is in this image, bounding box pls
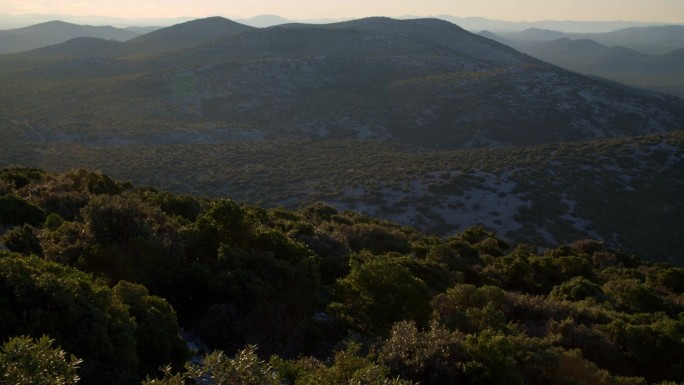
[1,16,682,150]
[490,25,684,55]
[2,12,675,32]
[1,16,683,262]
[480,26,684,97]
[0,20,141,54]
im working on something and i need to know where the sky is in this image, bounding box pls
[1,0,683,23]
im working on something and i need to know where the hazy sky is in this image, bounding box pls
[1,0,683,23]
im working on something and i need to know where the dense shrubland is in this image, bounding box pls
[3,131,682,263]
[0,167,683,384]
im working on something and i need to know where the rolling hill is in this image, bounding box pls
[123,16,255,55]
[489,25,684,55]
[0,17,682,149]
[0,16,683,263]
[513,38,684,97]
[0,20,140,54]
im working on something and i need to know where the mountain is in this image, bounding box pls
[523,38,649,69]
[512,28,568,42]
[25,37,128,57]
[1,17,682,150]
[584,25,684,55]
[123,16,255,55]
[10,16,255,60]
[0,20,139,54]
[490,25,684,55]
[0,17,683,262]
[517,38,684,97]
[436,15,671,33]
[0,13,193,29]
[657,47,684,70]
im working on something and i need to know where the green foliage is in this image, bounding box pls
[112,281,188,377]
[44,212,65,231]
[1,168,683,384]
[550,276,606,302]
[0,335,81,385]
[144,191,201,222]
[192,199,249,260]
[329,256,431,335]
[459,330,523,385]
[0,195,45,227]
[283,342,416,385]
[0,224,42,255]
[431,284,507,333]
[603,278,667,313]
[0,255,188,385]
[81,193,176,246]
[379,321,463,385]
[0,167,45,190]
[143,346,281,385]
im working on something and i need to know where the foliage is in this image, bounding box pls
[0,224,42,255]
[329,255,431,335]
[0,167,683,384]
[0,335,81,385]
[0,194,45,227]
[0,255,184,385]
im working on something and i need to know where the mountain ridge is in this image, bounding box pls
[2,16,681,150]
[0,20,140,54]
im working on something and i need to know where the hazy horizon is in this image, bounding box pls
[1,0,683,24]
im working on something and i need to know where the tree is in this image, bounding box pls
[328,255,431,335]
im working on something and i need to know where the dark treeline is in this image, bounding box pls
[0,167,683,384]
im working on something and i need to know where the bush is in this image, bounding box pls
[0,224,42,255]
[328,256,431,335]
[550,276,605,302]
[0,335,81,385]
[0,195,45,226]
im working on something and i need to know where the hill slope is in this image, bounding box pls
[0,17,682,149]
[2,125,682,263]
[518,38,684,97]
[123,16,255,55]
[1,167,683,384]
[0,20,139,54]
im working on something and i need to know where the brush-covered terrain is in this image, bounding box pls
[3,129,683,264]
[1,17,683,149]
[1,167,683,384]
[1,17,683,265]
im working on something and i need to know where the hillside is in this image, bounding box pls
[482,25,684,97]
[490,25,684,55]
[516,38,684,97]
[123,16,255,55]
[0,17,683,150]
[0,20,139,54]
[1,167,683,385]
[1,122,682,262]
[585,25,684,55]
[0,16,683,263]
